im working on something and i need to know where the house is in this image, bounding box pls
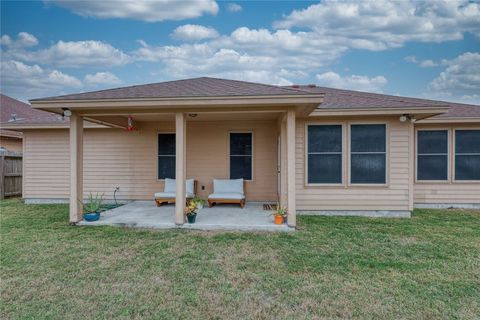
[0,94,66,153]
[2,77,479,226]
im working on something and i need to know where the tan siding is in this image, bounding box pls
[414,123,480,204]
[296,116,412,211]
[0,137,23,152]
[23,120,278,201]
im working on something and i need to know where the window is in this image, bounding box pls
[350,124,386,184]
[307,125,342,183]
[455,130,480,180]
[417,130,448,181]
[157,133,175,179]
[230,132,252,180]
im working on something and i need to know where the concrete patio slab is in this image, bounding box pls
[77,201,293,232]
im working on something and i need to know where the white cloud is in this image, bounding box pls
[171,25,219,41]
[404,55,418,63]
[133,25,347,86]
[226,3,242,13]
[315,72,388,93]
[5,40,130,68]
[84,72,121,85]
[405,56,439,68]
[0,32,38,48]
[428,52,480,103]
[419,59,438,68]
[274,0,480,50]
[48,0,218,22]
[0,60,82,99]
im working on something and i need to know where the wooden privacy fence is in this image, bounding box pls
[0,151,22,199]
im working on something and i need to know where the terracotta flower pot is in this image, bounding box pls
[274,215,284,225]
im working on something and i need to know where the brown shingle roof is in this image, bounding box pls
[292,85,480,118]
[1,94,66,125]
[31,77,312,101]
[23,76,480,120]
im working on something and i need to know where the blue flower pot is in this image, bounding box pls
[83,212,100,222]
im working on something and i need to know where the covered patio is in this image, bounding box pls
[77,201,293,232]
[29,78,324,230]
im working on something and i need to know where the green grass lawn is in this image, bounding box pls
[1,199,479,319]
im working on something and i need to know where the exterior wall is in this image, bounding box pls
[414,122,480,205]
[23,120,278,202]
[0,136,22,152]
[296,116,413,212]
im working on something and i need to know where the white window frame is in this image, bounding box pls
[228,131,254,181]
[305,123,345,186]
[348,122,389,187]
[415,128,450,183]
[453,128,480,183]
[156,132,176,181]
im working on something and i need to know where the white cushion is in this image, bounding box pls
[213,179,244,194]
[154,192,194,198]
[186,179,194,195]
[164,178,176,193]
[208,192,245,200]
[164,178,195,195]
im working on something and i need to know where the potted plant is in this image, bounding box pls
[191,196,207,209]
[184,201,198,223]
[81,193,104,222]
[272,204,287,225]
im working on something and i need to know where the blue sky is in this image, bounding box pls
[1,0,479,103]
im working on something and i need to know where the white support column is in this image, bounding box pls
[175,112,186,225]
[280,115,288,209]
[69,112,83,223]
[408,121,415,211]
[286,108,296,227]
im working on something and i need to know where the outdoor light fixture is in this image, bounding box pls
[188,113,198,118]
[62,108,72,117]
[399,114,416,123]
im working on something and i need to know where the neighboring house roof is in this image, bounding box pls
[1,94,66,125]
[289,85,480,119]
[30,77,312,101]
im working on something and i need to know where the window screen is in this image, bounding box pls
[158,133,175,179]
[455,130,480,180]
[417,130,448,180]
[307,125,342,183]
[350,124,386,184]
[230,133,252,180]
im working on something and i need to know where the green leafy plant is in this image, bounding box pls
[81,193,105,213]
[271,203,287,217]
[184,200,198,216]
[191,196,206,206]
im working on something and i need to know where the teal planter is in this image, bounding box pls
[187,214,197,224]
[83,212,100,222]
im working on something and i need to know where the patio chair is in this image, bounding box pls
[208,178,245,208]
[154,178,197,206]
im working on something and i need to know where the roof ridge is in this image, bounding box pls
[31,77,316,101]
[198,76,314,94]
